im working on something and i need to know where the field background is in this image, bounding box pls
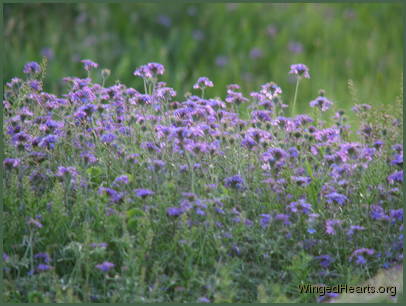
[4,3,403,117]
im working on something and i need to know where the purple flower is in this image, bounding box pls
[325,219,342,235]
[390,153,403,167]
[309,96,333,112]
[37,264,52,272]
[81,59,99,71]
[3,158,21,170]
[352,104,371,113]
[133,63,165,79]
[56,166,78,177]
[288,41,303,54]
[291,176,311,187]
[98,187,123,203]
[249,47,263,59]
[166,207,183,217]
[23,61,41,74]
[38,134,58,149]
[224,175,245,190]
[349,248,374,264]
[288,199,312,214]
[346,225,365,236]
[387,170,403,184]
[198,297,210,303]
[157,14,172,27]
[193,77,214,90]
[289,63,310,79]
[389,209,403,223]
[259,214,271,228]
[90,242,108,248]
[315,255,334,268]
[114,175,129,185]
[325,192,347,205]
[100,133,116,144]
[27,218,43,229]
[370,204,390,221]
[95,261,115,272]
[215,55,228,67]
[35,252,51,263]
[134,189,155,199]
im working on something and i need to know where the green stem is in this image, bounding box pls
[292,78,300,116]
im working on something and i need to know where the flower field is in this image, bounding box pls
[3,58,403,302]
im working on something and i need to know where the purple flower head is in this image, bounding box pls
[157,14,172,27]
[249,47,263,59]
[166,207,184,217]
[81,59,99,71]
[98,187,123,203]
[29,80,42,91]
[95,261,115,272]
[389,209,403,223]
[260,82,282,99]
[259,214,271,228]
[352,104,371,113]
[289,63,310,79]
[215,55,228,67]
[27,217,43,229]
[346,225,366,236]
[315,255,334,268]
[274,214,291,225]
[193,77,214,90]
[369,204,390,221]
[90,242,108,248]
[23,61,41,74]
[35,252,51,263]
[288,41,304,54]
[114,175,129,185]
[325,192,347,205]
[350,248,374,264]
[37,264,52,272]
[225,91,249,105]
[133,62,165,79]
[56,166,78,177]
[288,199,312,214]
[198,297,211,303]
[390,153,403,167]
[325,219,342,235]
[3,158,21,170]
[80,151,97,164]
[387,170,403,184]
[100,133,116,144]
[309,96,333,112]
[291,176,311,187]
[134,188,155,199]
[224,175,245,190]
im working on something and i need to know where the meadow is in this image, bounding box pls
[2,3,404,303]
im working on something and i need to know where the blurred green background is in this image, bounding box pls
[4,3,403,114]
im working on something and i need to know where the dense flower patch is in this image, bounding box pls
[3,60,403,302]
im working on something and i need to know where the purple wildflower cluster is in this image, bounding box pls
[3,60,403,302]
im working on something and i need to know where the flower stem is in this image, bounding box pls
[292,78,300,116]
